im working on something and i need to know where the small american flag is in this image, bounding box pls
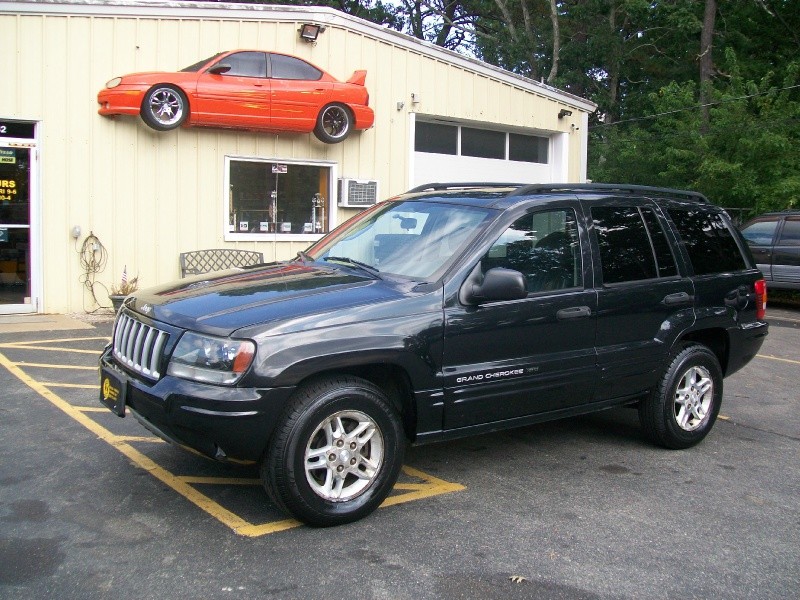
[121,265,127,285]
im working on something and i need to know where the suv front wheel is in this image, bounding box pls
[639,343,723,449]
[263,376,405,526]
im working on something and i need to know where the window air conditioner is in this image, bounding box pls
[338,178,379,208]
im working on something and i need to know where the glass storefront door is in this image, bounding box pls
[0,120,38,313]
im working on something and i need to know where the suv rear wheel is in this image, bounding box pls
[262,376,405,526]
[639,343,723,449]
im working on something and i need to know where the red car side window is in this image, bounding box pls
[270,54,322,81]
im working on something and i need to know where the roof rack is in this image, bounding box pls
[508,183,709,203]
[406,182,523,193]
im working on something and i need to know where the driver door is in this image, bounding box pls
[194,51,271,128]
[442,204,598,430]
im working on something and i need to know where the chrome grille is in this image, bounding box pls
[112,312,169,380]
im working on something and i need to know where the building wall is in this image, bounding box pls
[0,2,594,314]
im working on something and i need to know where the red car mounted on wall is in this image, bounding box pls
[97,50,375,143]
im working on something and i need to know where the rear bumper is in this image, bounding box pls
[100,348,295,462]
[726,320,769,376]
[351,104,375,130]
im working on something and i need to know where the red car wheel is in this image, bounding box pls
[314,103,353,144]
[141,84,188,131]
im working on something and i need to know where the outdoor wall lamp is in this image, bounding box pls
[299,24,324,43]
[558,109,573,119]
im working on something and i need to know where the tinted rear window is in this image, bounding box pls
[669,209,748,275]
[592,206,659,284]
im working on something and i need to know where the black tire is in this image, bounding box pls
[140,84,188,131]
[313,103,353,143]
[262,376,405,527]
[639,343,723,449]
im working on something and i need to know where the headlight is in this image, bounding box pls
[106,77,122,89]
[167,332,255,385]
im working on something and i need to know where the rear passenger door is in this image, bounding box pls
[772,216,800,287]
[442,202,598,429]
[740,216,780,282]
[589,201,696,402]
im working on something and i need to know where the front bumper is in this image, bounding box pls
[97,86,146,116]
[100,347,294,462]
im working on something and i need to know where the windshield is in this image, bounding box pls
[307,200,495,279]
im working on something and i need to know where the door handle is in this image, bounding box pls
[663,292,694,306]
[557,306,591,320]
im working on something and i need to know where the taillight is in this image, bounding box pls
[754,279,767,320]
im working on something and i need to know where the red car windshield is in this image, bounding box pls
[181,52,224,73]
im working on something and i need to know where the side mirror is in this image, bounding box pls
[460,265,528,305]
[209,63,232,75]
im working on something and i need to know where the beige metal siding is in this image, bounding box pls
[2,5,591,314]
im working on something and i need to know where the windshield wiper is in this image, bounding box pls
[295,250,313,264]
[323,256,382,278]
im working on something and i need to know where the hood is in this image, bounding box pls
[128,262,406,335]
[116,71,197,86]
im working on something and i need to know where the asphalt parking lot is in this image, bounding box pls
[0,307,798,599]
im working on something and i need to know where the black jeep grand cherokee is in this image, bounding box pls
[100,183,768,526]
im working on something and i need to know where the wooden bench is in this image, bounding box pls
[179,249,264,278]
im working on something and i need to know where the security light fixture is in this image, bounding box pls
[558,109,573,119]
[300,24,323,43]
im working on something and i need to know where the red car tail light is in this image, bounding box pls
[754,279,767,320]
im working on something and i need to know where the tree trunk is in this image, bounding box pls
[699,0,717,132]
[546,0,560,84]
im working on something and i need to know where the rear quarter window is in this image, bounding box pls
[669,208,748,275]
[741,218,779,246]
[777,217,800,246]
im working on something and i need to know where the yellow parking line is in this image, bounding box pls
[40,382,97,389]
[757,353,800,366]
[14,362,98,370]
[0,352,261,534]
[0,344,102,355]
[112,435,165,444]
[381,466,466,508]
[1,349,466,536]
[0,336,110,346]
[237,518,303,536]
[179,476,260,486]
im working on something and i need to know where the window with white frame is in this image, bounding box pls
[414,121,549,164]
[226,157,333,237]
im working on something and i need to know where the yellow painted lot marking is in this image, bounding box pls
[0,336,110,347]
[39,382,97,389]
[0,340,465,536]
[14,362,98,370]
[180,476,260,485]
[0,344,101,355]
[113,435,167,444]
[757,353,800,366]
